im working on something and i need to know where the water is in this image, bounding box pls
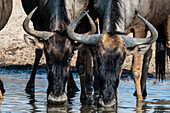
[0,66,170,113]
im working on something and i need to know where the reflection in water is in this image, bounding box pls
[27,94,38,112]
[47,105,69,113]
[143,99,170,112]
[135,100,143,113]
[0,67,169,112]
[0,99,2,108]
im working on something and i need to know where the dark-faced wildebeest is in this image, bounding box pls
[0,0,13,99]
[67,0,170,106]
[22,0,102,104]
[21,0,89,95]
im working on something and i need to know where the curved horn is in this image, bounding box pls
[67,11,105,45]
[84,13,96,35]
[119,14,158,48]
[23,7,54,40]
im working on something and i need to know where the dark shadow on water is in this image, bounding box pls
[0,65,46,75]
[1,65,169,79]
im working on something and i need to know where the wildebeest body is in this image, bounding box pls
[0,0,13,98]
[0,0,13,30]
[22,0,95,103]
[93,0,170,33]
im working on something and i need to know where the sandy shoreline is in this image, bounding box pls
[0,1,169,74]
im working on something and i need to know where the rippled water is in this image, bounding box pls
[0,66,170,112]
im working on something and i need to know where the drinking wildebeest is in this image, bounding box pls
[22,0,102,104]
[66,0,170,106]
[21,0,84,95]
[0,0,13,99]
[67,12,158,107]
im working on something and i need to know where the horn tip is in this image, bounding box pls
[85,10,89,14]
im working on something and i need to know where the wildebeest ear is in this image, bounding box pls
[24,34,44,50]
[126,44,151,56]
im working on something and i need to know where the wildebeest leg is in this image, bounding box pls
[166,15,170,58]
[0,91,2,99]
[85,48,93,93]
[0,79,5,94]
[76,47,93,99]
[91,47,99,95]
[0,90,3,99]
[132,53,143,101]
[133,45,152,98]
[133,31,152,98]
[25,49,43,94]
[93,19,100,95]
[76,50,87,99]
[0,79,5,99]
[67,68,79,93]
[0,91,2,100]
[156,23,166,80]
[132,26,145,101]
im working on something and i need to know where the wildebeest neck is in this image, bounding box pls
[41,0,89,31]
[94,0,125,34]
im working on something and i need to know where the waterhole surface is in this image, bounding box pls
[0,66,169,112]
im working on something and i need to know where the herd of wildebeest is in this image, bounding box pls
[0,0,169,107]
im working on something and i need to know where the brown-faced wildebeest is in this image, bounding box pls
[66,0,170,106]
[67,12,158,107]
[0,0,13,99]
[22,0,159,107]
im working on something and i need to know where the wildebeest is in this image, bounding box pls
[67,11,158,107]
[22,0,100,104]
[21,0,83,95]
[66,0,170,106]
[0,0,13,99]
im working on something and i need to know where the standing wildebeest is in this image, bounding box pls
[21,0,84,94]
[0,0,13,99]
[23,0,159,106]
[66,0,170,106]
